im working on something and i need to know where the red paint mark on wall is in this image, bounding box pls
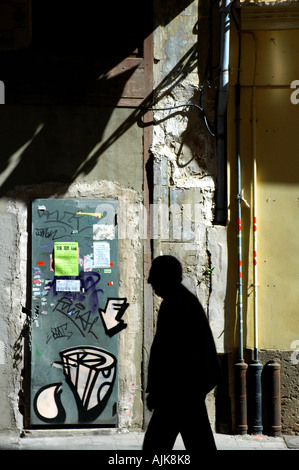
[37,260,45,266]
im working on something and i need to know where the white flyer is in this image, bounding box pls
[93,241,111,268]
[56,279,81,292]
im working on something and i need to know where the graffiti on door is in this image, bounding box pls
[31,199,123,425]
[32,294,128,424]
[34,347,117,423]
[33,382,66,424]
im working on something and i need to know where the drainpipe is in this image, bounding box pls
[214,0,231,225]
[234,80,248,434]
[252,86,258,364]
[247,85,263,435]
[264,360,282,436]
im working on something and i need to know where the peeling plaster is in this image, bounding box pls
[152,0,226,359]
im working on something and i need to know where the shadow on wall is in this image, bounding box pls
[0,82,139,197]
[0,0,218,201]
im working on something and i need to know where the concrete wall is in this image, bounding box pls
[0,212,20,431]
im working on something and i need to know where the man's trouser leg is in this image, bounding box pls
[179,400,217,452]
[143,407,179,452]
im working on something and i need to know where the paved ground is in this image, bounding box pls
[0,429,297,451]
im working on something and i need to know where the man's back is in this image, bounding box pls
[147,284,220,402]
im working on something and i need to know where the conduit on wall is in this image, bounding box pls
[252,85,258,362]
[233,8,248,433]
[234,79,248,435]
[247,83,263,435]
[214,0,231,225]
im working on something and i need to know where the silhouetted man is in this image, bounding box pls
[143,255,220,453]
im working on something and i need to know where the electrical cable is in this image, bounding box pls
[141,102,215,137]
[139,1,218,138]
[142,103,203,112]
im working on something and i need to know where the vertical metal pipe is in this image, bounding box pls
[234,81,248,434]
[214,0,231,224]
[265,360,282,437]
[235,360,248,434]
[248,361,263,434]
[235,82,244,362]
[248,85,263,434]
[252,86,258,362]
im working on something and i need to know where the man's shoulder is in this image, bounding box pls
[166,284,205,312]
[181,284,203,305]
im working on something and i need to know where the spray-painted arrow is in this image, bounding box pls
[99,298,129,337]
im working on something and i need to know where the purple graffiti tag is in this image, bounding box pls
[53,297,99,339]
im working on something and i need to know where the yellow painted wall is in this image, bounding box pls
[227,13,299,351]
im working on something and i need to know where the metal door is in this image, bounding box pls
[30,198,127,426]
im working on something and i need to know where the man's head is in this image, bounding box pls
[148,255,183,299]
